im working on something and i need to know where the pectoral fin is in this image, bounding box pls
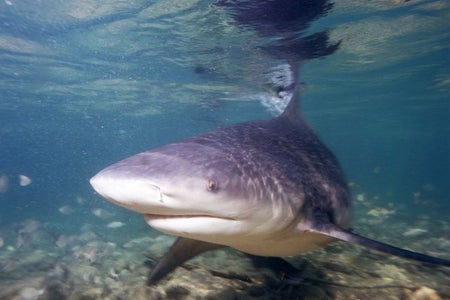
[313,223,450,267]
[147,237,223,285]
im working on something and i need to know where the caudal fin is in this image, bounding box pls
[315,224,450,267]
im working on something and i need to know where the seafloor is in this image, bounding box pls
[0,191,449,300]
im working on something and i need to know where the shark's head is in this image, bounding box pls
[90,140,294,248]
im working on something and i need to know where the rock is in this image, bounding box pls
[246,285,265,297]
[41,280,70,300]
[18,287,44,300]
[404,287,442,300]
[206,287,238,300]
[165,285,190,299]
[304,285,328,300]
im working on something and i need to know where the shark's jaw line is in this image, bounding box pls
[144,214,236,220]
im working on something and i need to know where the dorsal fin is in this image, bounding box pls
[264,62,302,122]
[281,82,300,123]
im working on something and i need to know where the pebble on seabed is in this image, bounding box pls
[404,286,442,300]
[18,287,44,300]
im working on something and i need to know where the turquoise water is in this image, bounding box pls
[0,1,449,299]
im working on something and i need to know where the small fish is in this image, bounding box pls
[0,236,4,248]
[18,174,32,186]
[92,208,116,219]
[48,263,69,280]
[403,228,428,237]
[0,174,8,192]
[2,260,16,272]
[76,196,86,205]
[373,166,382,174]
[18,219,40,233]
[58,205,75,215]
[348,181,361,189]
[422,184,436,192]
[55,235,70,248]
[16,233,26,248]
[367,207,396,218]
[355,193,365,202]
[77,246,98,263]
[107,221,126,229]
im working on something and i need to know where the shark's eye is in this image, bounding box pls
[207,179,219,192]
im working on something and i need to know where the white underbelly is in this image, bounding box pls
[228,232,336,256]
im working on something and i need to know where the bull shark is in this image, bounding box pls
[90,0,449,285]
[90,67,450,285]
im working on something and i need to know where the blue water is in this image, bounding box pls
[0,0,449,297]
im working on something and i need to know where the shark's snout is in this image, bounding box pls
[90,168,163,214]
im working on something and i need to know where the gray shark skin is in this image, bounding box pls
[90,84,450,285]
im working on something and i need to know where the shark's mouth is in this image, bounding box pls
[144,214,236,220]
[143,213,241,237]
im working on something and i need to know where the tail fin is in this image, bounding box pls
[315,224,450,267]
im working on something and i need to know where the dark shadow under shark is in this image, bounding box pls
[89,0,450,286]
